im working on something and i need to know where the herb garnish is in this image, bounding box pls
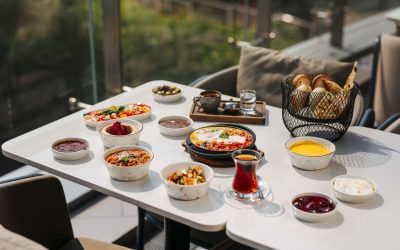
[121,156,129,163]
[219,132,229,139]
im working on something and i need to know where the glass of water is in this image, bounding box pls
[240,89,257,114]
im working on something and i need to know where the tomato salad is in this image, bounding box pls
[84,103,151,123]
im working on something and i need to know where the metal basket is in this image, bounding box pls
[281,74,360,141]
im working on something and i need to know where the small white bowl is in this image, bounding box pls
[331,175,378,203]
[97,119,143,148]
[160,162,214,200]
[157,116,193,137]
[103,145,153,181]
[290,192,338,223]
[152,85,182,103]
[51,137,89,161]
[152,92,182,102]
[285,136,335,170]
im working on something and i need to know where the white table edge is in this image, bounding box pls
[1,102,228,233]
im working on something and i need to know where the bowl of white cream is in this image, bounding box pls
[331,175,377,203]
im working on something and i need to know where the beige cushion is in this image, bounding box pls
[237,46,354,107]
[373,34,400,124]
[385,118,400,134]
[0,225,47,250]
[57,237,132,250]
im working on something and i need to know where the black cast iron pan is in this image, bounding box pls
[185,123,256,155]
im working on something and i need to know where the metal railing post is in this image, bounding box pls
[102,0,123,95]
[256,0,272,48]
[330,0,347,48]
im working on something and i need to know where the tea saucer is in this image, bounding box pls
[219,179,272,209]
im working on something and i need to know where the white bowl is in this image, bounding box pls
[285,136,335,170]
[157,116,193,136]
[103,145,153,181]
[152,91,182,103]
[97,119,143,148]
[51,137,89,161]
[160,162,214,200]
[290,192,338,223]
[331,175,378,203]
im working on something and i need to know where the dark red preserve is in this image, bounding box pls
[53,140,87,152]
[292,195,335,213]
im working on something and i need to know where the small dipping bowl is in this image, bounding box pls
[222,101,240,115]
[285,136,335,170]
[290,192,338,223]
[97,119,143,148]
[51,137,89,161]
[331,175,377,203]
[103,145,153,181]
[157,115,193,136]
[160,162,214,200]
[152,85,182,103]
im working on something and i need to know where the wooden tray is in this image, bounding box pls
[181,141,264,168]
[190,100,266,124]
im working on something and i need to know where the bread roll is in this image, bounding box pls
[290,84,312,113]
[312,74,333,90]
[324,80,342,93]
[312,93,338,119]
[312,87,327,93]
[344,62,358,90]
[309,87,327,110]
[292,74,312,89]
[297,84,312,93]
[312,90,349,119]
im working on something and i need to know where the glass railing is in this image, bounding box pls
[0,0,398,175]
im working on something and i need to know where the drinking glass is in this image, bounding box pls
[240,89,256,114]
[230,149,263,201]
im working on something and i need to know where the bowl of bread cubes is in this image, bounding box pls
[281,63,360,142]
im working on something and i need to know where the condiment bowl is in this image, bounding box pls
[157,116,193,136]
[290,192,338,223]
[103,145,153,181]
[152,85,182,103]
[160,162,214,200]
[331,175,378,203]
[97,119,143,148]
[51,137,89,161]
[285,136,335,170]
[152,91,182,102]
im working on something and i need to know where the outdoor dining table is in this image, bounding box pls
[2,80,400,250]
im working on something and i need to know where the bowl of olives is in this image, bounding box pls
[152,85,182,103]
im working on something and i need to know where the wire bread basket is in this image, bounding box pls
[281,74,360,141]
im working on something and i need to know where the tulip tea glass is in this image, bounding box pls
[230,149,263,201]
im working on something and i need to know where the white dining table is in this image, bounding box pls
[2,81,400,250]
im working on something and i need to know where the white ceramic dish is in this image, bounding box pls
[83,104,152,128]
[85,111,151,128]
[160,162,214,200]
[290,192,338,223]
[51,137,89,161]
[97,119,143,148]
[152,91,182,102]
[331,175,378,203]
[285,136,335,170]
[157,116,193,136]
[103,145,153,181]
